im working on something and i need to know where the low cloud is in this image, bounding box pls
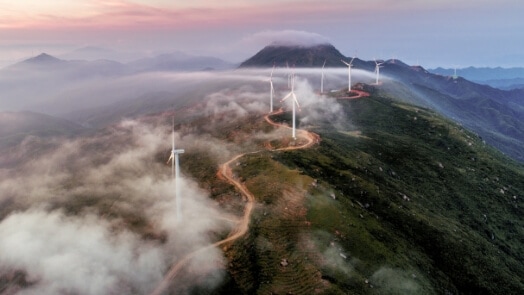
[370,267,421,294]
[240,30,331,48]
[0,119,233,294]
[0,209,165,295]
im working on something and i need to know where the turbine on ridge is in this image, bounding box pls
[374,59,384,85]
[167,117,185,222]
[268,64,276,113]
[281,70,300,140]
[341,57,355,92]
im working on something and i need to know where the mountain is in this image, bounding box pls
[237,43,523,162]
[373,61,524,162]
[4,52,126,76]
[430,66,524,81]
[19,53,65,67]
[128,52,235,72]
[214,95,524,294]
[239,43,354,68]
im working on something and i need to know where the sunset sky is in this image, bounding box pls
[1,0,523,68]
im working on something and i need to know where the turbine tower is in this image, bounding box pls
[268,64,275,113]
[281,72,300,139]
[167,117,185,222]
[341,57,355,92]
[374,59,384,85]
[320,59,326,94]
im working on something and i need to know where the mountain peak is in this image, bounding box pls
[24,53,63,65]
[239,42,347,68]
[25,52,60,63]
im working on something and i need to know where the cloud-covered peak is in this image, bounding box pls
[241,30,331,48]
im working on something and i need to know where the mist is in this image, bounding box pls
[0,117,236,294]
[0,63,376,293]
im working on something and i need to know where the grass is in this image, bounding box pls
[221,94,524,294]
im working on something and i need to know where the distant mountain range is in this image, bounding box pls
[429,67,524,90]
[5,51,235,74]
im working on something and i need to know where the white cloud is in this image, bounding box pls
[240,30,331,48]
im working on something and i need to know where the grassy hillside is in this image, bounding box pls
[218,94,524,294]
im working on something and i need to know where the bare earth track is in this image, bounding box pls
[149,109,319,295]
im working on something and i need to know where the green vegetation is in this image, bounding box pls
[221,94,524,294]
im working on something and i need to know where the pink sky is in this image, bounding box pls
[0,0,523,67]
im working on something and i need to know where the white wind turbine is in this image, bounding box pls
[341,57,355,92]
[374,59,384,85]
[452,65,458,80]
[320,59,326,94]
[281,72,301,139]
[266,64,276,113]
[167,117,185,222]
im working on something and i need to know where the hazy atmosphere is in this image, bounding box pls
[1,0,524,68]
[1,1,523,294]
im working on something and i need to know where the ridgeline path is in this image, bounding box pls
[149,109,319,295]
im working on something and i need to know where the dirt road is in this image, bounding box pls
[149,110,319,295]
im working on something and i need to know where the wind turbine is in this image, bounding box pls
[167,117,185,222]
[268,64,275,113]
[281,72,300,139]
[452,66,458,80]
[320,59,326,94]
[341,57,355,92]
[374,59,384,85]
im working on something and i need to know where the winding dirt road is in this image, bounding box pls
[149,110,319,295]
[336,89,370,100]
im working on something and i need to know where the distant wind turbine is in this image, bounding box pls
[268,64,276,113]
[167,117,185,222]
[341,57,355,92]
[320,59,326,94]
[374,59,384,85]
[281,72,300,139]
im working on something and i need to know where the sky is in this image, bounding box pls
[1,0,523,68]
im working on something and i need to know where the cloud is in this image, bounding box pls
[0,209,165,295]
[240,30,331,48]
[370,267,421,294]
[0,118,233,294]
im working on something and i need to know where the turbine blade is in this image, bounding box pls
[341,59,350,66]
[167,154,173,164]
[281,92,293,102]
[322,59,326,68]
[292,93,300,109]
[350,57,355,64]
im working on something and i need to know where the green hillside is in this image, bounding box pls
[216,94,524,294]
